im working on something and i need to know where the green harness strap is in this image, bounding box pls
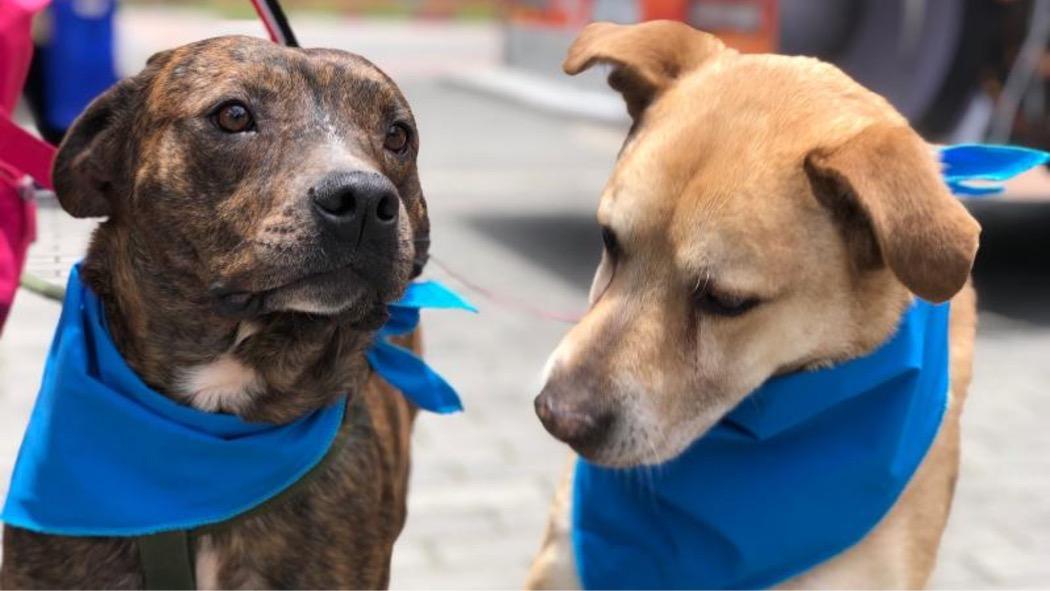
[135,400,355,590]
[138,531,196,590]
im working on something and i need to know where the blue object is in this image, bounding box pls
[940,144,1049,196]
[572,299,950,589]
[1,265,473,536]
[40,0,120,131]
[367,281,477,414]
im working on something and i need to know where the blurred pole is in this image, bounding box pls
[989,0,1050,142]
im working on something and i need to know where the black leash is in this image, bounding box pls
[249,0,300,47]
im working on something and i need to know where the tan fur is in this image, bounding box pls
[563,21,726,120]
[529,21,979,589]
[524,461,580,590]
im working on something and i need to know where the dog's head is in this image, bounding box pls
[54,36,427,319]
[535,21,980,467]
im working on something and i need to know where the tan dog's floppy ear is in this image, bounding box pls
[564,20,725,120]
[52,50,170,218]
[805,123,981,303]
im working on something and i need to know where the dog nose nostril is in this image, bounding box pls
[375,194,398,223]
[311,172,400,246]
[534,388,612,449]
[316,189,358,218]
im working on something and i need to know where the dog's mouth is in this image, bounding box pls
[210,262,385,319]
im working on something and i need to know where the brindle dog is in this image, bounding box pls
[2,36,432,588]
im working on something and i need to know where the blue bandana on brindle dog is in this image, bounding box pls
[1,264,473,536]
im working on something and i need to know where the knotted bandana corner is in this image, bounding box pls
[940,143,1049,196]
[367,280,477,414]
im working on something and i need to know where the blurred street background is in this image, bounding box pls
[1,0,1049,588]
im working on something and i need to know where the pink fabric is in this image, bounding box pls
[0,117,54,187]
[0,0,52,333]
[0,0,49,113]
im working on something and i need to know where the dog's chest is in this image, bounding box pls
[176,354,261,413]
[174,322,263,414]
[192,535,266,590]
[194,535,222,589]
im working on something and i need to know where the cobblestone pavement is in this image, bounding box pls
[1,8,1048,589]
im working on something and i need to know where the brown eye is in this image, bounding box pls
[213,102,254,133]
[384,123,411,153]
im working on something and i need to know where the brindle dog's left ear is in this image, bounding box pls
[52,50,171,218]
[805,123,981,303]
[563,20,725,120]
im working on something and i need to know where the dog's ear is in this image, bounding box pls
[52,51,171,218]
[52,80,135,218]
[563,20,725,120]
[805,123,980,303]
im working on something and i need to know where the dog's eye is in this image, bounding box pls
[601,226,620,258]
[212,102,255,133]
[384,123,411,153]
[693,284,760,317]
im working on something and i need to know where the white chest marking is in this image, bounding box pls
[195,534,220,590]
[177,354,261,413]
[176,322,262,413]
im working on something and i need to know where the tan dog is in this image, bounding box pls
[527,21,979,589]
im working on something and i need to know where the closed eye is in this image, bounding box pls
[601,226,620,258]
[590,225,620,304]
[693,282,761,317]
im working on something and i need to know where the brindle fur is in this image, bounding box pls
[2,36,429,588]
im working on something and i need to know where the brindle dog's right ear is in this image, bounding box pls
[52,50,172,218]
[563,20,725,120]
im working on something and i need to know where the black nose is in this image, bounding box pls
[311,171,399,245]
[534,383,614,452]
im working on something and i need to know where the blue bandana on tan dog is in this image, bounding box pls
[572,144,1049,590]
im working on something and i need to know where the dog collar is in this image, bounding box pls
[0,264,473,536]
[573,299,950,589]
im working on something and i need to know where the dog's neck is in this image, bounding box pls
[80,226,373,424]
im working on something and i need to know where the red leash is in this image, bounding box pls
[248,0,299,47]
[429,256,583,325]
